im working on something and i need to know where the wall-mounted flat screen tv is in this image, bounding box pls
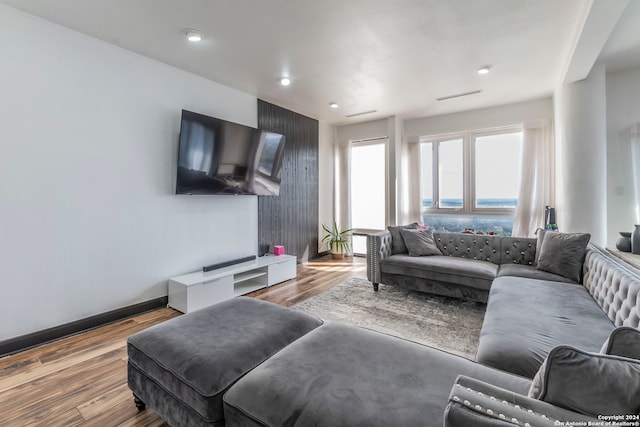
[176,110,285,196]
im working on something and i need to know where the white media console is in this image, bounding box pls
[168,255,297,313]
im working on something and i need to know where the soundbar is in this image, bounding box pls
[203,255,257,272]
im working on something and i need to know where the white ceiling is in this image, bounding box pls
[2,0,639,125]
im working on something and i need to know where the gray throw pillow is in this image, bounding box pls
[536,232,590,282]
[528,345,640,417]
[601,326,640,360]
[387,223,418,254]
[398,228,442,257]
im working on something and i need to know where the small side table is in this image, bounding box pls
[352,228,384,256]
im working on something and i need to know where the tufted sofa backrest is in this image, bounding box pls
[433,232,537,266]
[498,237,537,266]
[583,245,640,328]
[433,232,501,263]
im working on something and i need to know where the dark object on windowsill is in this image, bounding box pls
[616,231,632,253]
[461,228,494,236]
[545,206,556,227]
[632,225,640,255]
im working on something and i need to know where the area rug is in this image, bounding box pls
[292,277,486,359]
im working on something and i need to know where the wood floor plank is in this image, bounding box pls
[0,348,44,372]
[76,382,132,420]
[0,342,124,393]
[0,356,42,381]
[0,353,127,423]
[24,407,85,427]
[77,395,145,426]
[0,255,364,426]
[117,409,169,427]
[131,308,180,325]
[249,257,366,306]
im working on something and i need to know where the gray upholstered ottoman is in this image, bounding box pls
[127,297,323,427]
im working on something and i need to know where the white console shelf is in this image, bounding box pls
[168,254,296,313]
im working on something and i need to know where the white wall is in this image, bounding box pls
[0,5,259,340]
[554,63,607,244]
[336,118,389,143]
[318,121,335,251]
[606,67,640,244]
[404,98,553,137]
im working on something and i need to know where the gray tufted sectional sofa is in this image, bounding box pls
[367,230,640,378]
[366,231,575,303]
[127,234,640,426]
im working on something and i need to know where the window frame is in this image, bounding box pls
[420,126,523,218]
[349,137,389,256]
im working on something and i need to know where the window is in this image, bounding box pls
[350,139,387,255]
[474,132,521,209]
[420,128,522,236]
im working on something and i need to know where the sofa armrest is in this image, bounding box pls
[444,376,599,427]
[366,230,392,285]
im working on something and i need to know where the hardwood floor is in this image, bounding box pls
[0,256,365,426]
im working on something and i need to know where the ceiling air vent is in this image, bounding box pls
[345,110,377,118]
[436,90,482,101]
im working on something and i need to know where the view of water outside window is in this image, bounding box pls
[350,141,386,254]
[421,131,522,236]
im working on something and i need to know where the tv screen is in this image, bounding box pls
[176,110,285,196]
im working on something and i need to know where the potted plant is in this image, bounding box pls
[322,221,353,259]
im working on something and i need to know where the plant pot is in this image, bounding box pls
[331,252,345,260]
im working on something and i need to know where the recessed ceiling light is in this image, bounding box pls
[186,30,203,42]
[329,102,339,109]
[280,77,291,86]
[477,65,492,75]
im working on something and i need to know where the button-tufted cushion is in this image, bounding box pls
[499,237,537,266]
[433,232,502,264]
[583,246,640,328]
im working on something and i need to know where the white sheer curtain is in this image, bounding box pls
[402,139,422,225]
[334,142,351,232]
[512,120,555,237]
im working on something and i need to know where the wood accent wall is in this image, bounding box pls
[257,100,319,262]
